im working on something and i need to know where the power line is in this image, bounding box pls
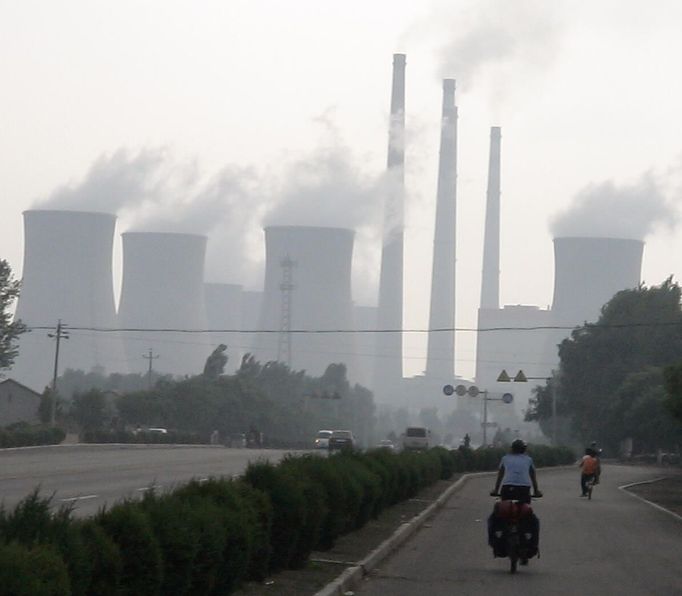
[23,320,682,334]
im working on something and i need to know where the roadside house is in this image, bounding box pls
[0,379,41,426]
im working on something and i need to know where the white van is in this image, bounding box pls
[402,427,431,451]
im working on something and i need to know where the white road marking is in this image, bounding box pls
[60,494,99,502]
[619,477,682,523]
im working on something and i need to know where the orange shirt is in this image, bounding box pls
[581,455,598,475]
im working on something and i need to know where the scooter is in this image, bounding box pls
[488,493,541,573]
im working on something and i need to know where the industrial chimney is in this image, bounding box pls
[118,232,210,377]
[551,237,644,325]
[425,79,458,380]
[374,53,406,390]
[480,126,502,310]
[11,210,127,390]
[255,226,355,377]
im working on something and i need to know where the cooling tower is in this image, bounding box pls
[480,127,502,310]
[374,53,406,391]
[255,226,355,377]
[118,232,210,377]
[551,237,644,325]
[11,210,127,390]
[425,79,458,380]
[204,283,243,374]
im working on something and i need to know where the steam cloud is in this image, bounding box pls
[32,121,385,302]
[406,0,564,92]
[551,174,677,240]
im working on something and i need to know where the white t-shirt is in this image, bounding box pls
[500,453,534,487]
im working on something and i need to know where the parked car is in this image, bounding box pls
[376,439,397,452]
[328,430,355,451]
[401,427,431,451]
[314,429,333,449]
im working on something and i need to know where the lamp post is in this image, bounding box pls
[497,369,556,445]
[47,319,69,427]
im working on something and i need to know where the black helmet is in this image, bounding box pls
[511,439,527,453]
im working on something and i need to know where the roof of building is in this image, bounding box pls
[0,378,42,397]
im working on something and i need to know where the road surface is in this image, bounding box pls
[356,465,682,596]
[0,444,296,516]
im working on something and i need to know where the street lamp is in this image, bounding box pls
[497,369,556,445]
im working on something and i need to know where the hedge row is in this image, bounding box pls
[81,430,206,445]
[0,424,65,448]
[0,445,574,595]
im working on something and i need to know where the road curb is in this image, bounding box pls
[619,476,682,523]
[313,471,492,596]
[313,463,574,596]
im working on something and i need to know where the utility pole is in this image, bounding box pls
[142,348,159,390]
[47,319,69,427]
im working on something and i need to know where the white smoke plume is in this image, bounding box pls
[551,174,677,240]
[405,0,564,92]
[35,148,176,213]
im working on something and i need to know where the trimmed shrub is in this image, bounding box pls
[184,500,227,595]
[0,542,70,596]
[432,446,456,480]
[79,520,122,596]
[0,424,65,448]
[234,483,272,581]
[139,493,199,596]
[242,461,307,571]
[0,491,91,596]
[95,502,163,596]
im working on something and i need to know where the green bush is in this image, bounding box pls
[139,493,199,596]
[79,520,122,596]
[0,542,70,596]
[95,503,163,596]
[242,461,307,571]
[184,500,226,595]
[0,491,91,596]
[234,483,272,581]
[432,446,456,480]
[0,424,65,448]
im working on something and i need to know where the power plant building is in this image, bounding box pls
[11,210,127,390]
[255,225,356,378]
[118,232,211,377]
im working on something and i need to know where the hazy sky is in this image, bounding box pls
[3,0,682,380]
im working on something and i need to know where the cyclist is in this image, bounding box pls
[579,447,600,496]
[490,439,542,503]
[488,439,542,562]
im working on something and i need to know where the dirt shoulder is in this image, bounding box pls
[234,476,462,596]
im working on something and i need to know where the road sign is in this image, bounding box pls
[455,384,467,397]
[502,392,514,404]
[514,370,528,382]
[467,385,480,398]
[443,384,454,396]
[497,369,511,382]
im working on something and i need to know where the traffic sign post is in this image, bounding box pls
[497,369,555,445]
[442,383,514,446]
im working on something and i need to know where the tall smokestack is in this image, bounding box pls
[11,210,127,389]
[374,53,406,389]
[480,126,502,310]
[425,79,457,379]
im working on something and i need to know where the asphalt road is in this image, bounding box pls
[0,444,297,516]
[356,465,682,596]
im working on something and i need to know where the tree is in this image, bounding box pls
[534,278,682,451]
[0,260,26,374]
[663,363,682,423]
[202,344,228,379]
[71,389,109,432]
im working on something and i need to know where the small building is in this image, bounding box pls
[0,379,41,426]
